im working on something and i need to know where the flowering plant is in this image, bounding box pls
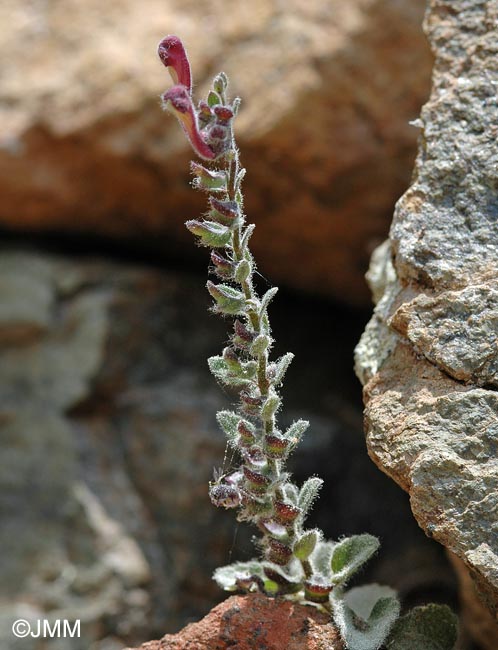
[157,35,457,650]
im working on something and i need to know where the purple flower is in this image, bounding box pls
[161,85,216,160]
[157,35,192,93]
[159,36,219,160]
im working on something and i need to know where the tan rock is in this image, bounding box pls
[124,593,344,650]
[0,0,432,304]
[355,0,498,647]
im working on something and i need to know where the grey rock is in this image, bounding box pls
[356,1,498,646]
[390,286,498,387]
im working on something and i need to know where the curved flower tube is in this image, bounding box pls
[162,85,216,160]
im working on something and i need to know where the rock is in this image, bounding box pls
[0,250,236,648]
[124,593,344,650]
[355,1,498,647]
[0,0,432,304]
[389,286,498,388]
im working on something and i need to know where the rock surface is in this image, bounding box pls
[355,1,498,647]
[0,0,432,304]
[124,593,344,650]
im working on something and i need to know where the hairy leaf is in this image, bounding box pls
[261,392,281,421]
[331,534,380,584]
[216,410,241,447]
[311,540,335,577]
[294,529,321,560]
[298,477,323,519]
[207,281,246,315]
[272,352,294,385]
[332,584,400,650]
[186,220,231,247]
[284,419,309,449]
[213,560,265,591]
[386,604,458,650]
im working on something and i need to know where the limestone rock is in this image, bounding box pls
[124,593,344,650]
[0,0,432,304]
[355,1,498,647]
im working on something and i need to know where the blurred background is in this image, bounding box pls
[0,1,476,649]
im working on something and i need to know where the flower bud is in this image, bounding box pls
[191,162,227,192]
[222,346,242,371]
[265,434,289,459]
[185,219,231,247]
[242,446,266,467]
[208,124,229,141]
[304,579,333,603]
[274,500,301,524]
[240,391,263,416]
[209,197,240,227]
[210,251,234,279]
[197,100,213,128]
[233,320,255,349]
[266,539,293,566]
[207,281,246,315]
[209,483,241,509]
[243,467,270,494]
[213,105,234,124]
[237,419,256,446]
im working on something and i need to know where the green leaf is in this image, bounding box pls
[260,287,278,313]
[332,584,400,650]
[271,352,294,385]
[261,392,281,421]
[208,356,253,388]
[284,420,309,449]
[250,334,270,356]
[298,477,323,519]
[311,540,334,577]
[235,259,251,283]
[294,529,320,560]
[207,281,246,315]
[282,482,299,505]
[213,560,265,591]
[216,410,241,447]
[330,534,380,585]
[207,90,221,107]
[235,167,246,192]
[186,220,231,248]
[386,604,458,650]
[240,224,255,251]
